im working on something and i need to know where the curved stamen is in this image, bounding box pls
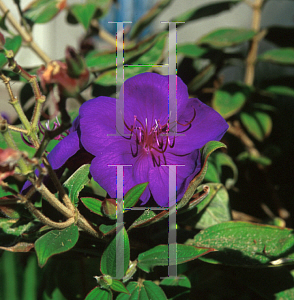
[130,143,138,157]
[176,108,196,126]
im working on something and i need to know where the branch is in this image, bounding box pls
[0,0,51,63]
[244,0,264,86]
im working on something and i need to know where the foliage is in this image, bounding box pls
[1,0,294,299]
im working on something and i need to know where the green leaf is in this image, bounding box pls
[100,226,130,279]
[85,51,116,71]
[85,287,112,300]
[161,275,191,288]
[124,182,148,208]
[24,0,65,23]
[99,224,116,236]
[0,11,9,31]
[178,183,231,229]
[0,36,22,69]
[172,1,241,26]
[212,82,252,118]
[265,85,294,98]
[240,111,272,141]
[128,210,157,230]
[237,151,272,166]
[110,279,129,294]
[35,224,79,267]
[143,281,167,300]
[178,141,227,208]
[189,221,294,267]
[80,197,103,216]
[177,44,208,58]
[96,32,167,86]
[86,34,160,71]
[198,28,256,48]
[116,281,167,300]
[0,218,36,236]
[194,184,231,229]
[137,244,214,273]
[205,152,238,189]
[204,158,220,183]
[63,164,90,206]
[70,3,96,30]
[188,64,216,92]
[116,282,137,300]
[259,48,294,65]
[129,0,172,39]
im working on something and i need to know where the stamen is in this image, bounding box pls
[177,108,196,126]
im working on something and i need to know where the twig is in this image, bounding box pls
[0,181,74,229]
[0,0,51,63]
[244,0,264,85]
[91,20,118,49]
[227,120,260,157]
[7,124,28,134]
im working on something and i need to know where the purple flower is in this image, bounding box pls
[46,73,228,206]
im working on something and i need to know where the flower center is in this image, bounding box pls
[123,109,196,167]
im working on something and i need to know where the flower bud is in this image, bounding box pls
[65,46,87,79]
[94,275,112,289]
[0,148,21,182]
[102,198,117,220]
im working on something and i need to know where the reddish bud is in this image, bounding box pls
[0,148,21,182]
[102,198,117,220]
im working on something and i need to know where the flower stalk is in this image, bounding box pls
[244,0,265,86]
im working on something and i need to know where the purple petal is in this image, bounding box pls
[79,96,120,155]
[122,73,190,130]
[47,130,80,169]
[148,150,201,207]
[89,141,151,201]
[173,98,228,154]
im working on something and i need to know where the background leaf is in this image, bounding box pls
[70,3,96,30]
[129,0,172,39]
[0,36,22,69]
[240,111,272,141]
[24,0,65,23]
[172,1,242,26]
[197,28,256,48]
[212,82,252,118]
[189,222,294,267]
[137,244,214,273]
[35,224,79,267]
[258,48,294,65]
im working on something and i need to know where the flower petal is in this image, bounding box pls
[173,98,228,154]
[79,96,121,156]
[89,142,151,202]
[148,150,201,207]
[122,73,190,129]
[47,130,80,169]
